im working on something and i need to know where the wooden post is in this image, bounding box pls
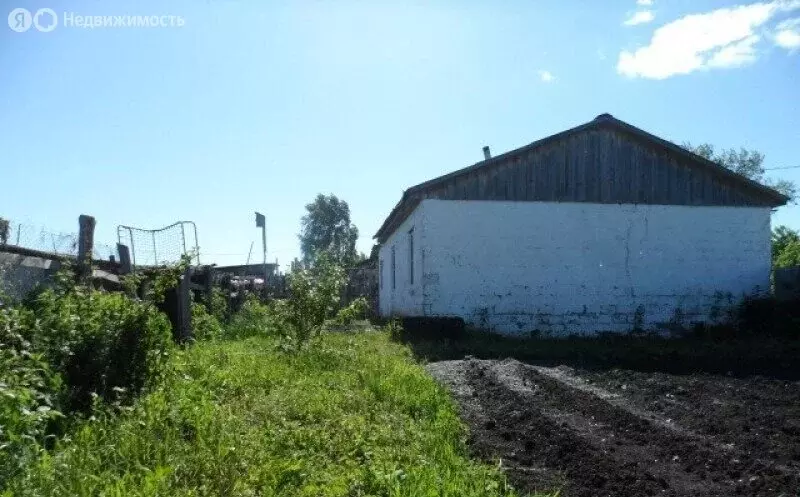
[117,243,132,274]
[204,265,215,306]
[77,215,96,281]
[160,267,193,343]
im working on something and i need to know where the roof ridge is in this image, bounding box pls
[374,114,788,241]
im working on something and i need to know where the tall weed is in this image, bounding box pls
[27,287,173,412]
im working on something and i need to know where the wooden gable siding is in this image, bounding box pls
[417,128,771,207]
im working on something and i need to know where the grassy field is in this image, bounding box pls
[7,331,539,497]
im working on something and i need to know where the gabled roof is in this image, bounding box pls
[374,114,788,242]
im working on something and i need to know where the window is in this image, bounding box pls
[379,259,384,289]
[409,228,414,285]
[391,246,396,290]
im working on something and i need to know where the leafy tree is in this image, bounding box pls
[299,194,359,266]
[369,243,380,260]
[772,225,800,262]
[773,225,800,268]
[683,143,796,201]
[775,241,800,269]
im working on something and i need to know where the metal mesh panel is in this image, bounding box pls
[117,222,199,267]
[0,218,117,260]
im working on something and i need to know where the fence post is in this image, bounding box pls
[77,215,96,281]
[117,244,132,274]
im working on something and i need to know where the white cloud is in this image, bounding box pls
[708,35,761,66]
[637,0,654,5]
[617,0,800,79]
[538,70,555,82]
[624,10,655,26]
[775,17,800,48]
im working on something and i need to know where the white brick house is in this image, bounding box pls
[374,114,787,335]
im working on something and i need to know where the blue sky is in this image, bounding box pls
[2,0,799,269]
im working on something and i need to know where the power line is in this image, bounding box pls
[764,166,800,171]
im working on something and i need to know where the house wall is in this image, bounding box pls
[381,199,771,335]
[378,207,425,317]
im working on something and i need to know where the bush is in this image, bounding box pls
[775,240,800,268]
[0,307,63,487]
[27,287,173,412]
[281,253,346,347]
[191,301,223,341]
[208,287,230,323]
[332,297,369,326]
[225,295,282,340]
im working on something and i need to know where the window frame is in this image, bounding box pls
[391,246,396,290]
[408,227,414,285]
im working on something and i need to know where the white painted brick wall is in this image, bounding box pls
[379,199,772,335]
[378,207,424,317]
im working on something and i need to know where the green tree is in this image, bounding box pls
[299,194,359,266]
[772,225,800,261]
[772,225,800,268]
[775,241,800,268]
[683,143,796,201]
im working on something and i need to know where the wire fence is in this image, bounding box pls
[0,218,117,261]
[117,221,199,267]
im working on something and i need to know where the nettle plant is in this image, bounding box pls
[0,306,63,486]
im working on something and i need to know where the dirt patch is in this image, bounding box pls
[428,359,800,497]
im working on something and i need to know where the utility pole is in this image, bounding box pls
[255,212,267,289]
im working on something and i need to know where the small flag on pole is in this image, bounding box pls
[255,212,265,228]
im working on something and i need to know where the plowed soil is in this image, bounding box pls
[427,359,800,497]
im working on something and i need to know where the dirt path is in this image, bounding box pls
[427,359,800,497]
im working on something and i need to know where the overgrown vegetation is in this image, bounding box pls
[5,249,508,495]
[0,264,180,489]
[333,297,369,326]
[772,225,800,268]
[5,331,527,496]
[0,308,62,486]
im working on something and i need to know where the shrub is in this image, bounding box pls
[191,301,223,341]
[775,240,800,268]
[225,295,281,340]
[27,287,173,412]
[0,306,63,487]
[208,287,230,323]
[281,253,346,347]
[332,297,369,326]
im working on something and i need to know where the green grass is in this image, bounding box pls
[7,331,537,497]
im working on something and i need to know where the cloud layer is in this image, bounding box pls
[775,17,800,48]
[618,0,800,79]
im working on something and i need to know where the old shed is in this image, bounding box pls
[374,114,787,334]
